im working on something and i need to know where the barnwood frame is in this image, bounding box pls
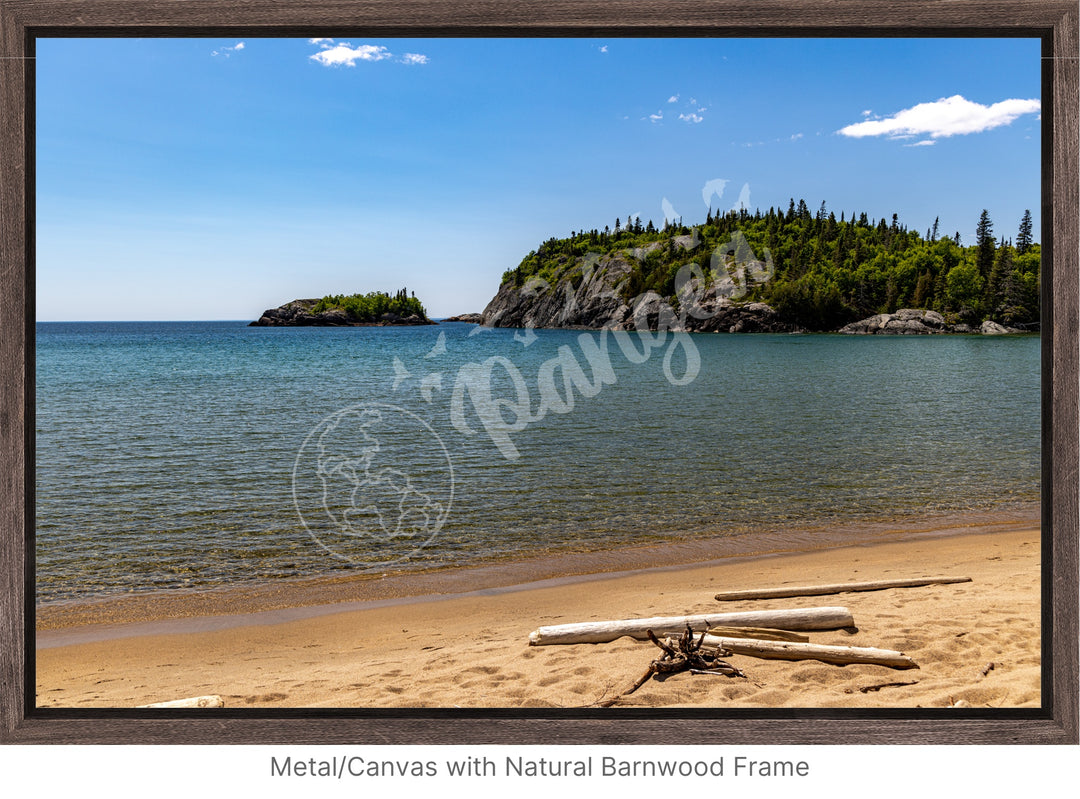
[1,0,1076,744]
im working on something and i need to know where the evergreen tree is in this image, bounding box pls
[1017,209,1034,254]
[975,209,995,279]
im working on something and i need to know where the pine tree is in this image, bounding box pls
[975,210,995,279]
[1016,209,1033,254]
[931,216,939,242]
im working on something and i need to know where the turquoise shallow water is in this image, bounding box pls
[35,322,1040,603]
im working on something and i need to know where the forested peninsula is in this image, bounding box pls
[481,202,1039,334]
[251,288,434,326]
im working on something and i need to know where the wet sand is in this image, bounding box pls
[36,518,1041,709]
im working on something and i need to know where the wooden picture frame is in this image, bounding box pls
[1,0,1076,744]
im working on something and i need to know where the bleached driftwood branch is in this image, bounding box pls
[713,576,971,602]
[528,607,854,646]
[699,634,918,669]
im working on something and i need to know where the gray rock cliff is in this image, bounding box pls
[480,251,793,333]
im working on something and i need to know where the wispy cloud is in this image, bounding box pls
[309,38,333,47]
[401,53,429,65]
[790,132,804,141]
[839,94,1041,140]
[905,139,936,147]
[310,42,394,67]
[640,94,707,125]
[211,42,245,58]
[599,45,608,54]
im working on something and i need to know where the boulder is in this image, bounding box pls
[840,309,948,335]
[980,320,1013,335]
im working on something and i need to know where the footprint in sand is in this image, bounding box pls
[243,692,289,704]
[465,665,501,675]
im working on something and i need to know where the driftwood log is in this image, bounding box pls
[706,626,809,642]
[528,607,854,646]
[699,634,918,669]
[598,626,746,707]
[713,576,971,602]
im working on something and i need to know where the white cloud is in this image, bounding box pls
[309,38,333,46]
[648,110,663,123]
[310,43,393,67]
[401,53,429,65]
[905,139,936,147]
[667,94,679,103]
[861,109,872,117]
[679,112,704,124]
[839,94,1041,140]
[790,132,804,141]
[599,45,608,53]
[211,41,245,58]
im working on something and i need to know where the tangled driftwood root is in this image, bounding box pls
[598,625,747,707]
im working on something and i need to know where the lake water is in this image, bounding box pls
[35,322,1040,603]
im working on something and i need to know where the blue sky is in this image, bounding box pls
[36,37,1042,321]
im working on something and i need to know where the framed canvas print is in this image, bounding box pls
[0,0,1076,745]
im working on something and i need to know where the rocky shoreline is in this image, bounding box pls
[441,313,484,324]
[838,309,1027,335]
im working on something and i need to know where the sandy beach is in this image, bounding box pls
[35,519,1040,709]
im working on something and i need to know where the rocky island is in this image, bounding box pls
[442,313,484,324]
[250,289,435,327]
[477,203,1039,335]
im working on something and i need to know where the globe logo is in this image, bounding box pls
[292,403,454,567]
